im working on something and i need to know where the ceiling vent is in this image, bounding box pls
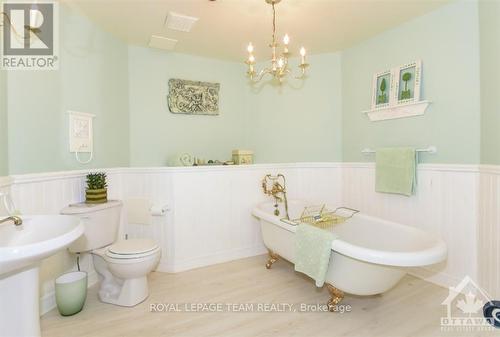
[165,12,199,32]
[148,35,178,51]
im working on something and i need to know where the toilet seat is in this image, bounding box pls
[91,239,160,261]
[105,247,160,263]
[108,238,158,255]
[106,239,159,259]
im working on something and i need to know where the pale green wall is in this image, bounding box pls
[0,70,7,176]
[128,49,343,166]
[3,0,494,172]
[128,46,248,166]
[6,4,129,174]
[341,1,481,164]
[245,53,343,163]
[479,0,500,165]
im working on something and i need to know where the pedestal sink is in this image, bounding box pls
[0,215,84,337]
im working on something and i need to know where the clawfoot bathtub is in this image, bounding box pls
[252,200,447,309]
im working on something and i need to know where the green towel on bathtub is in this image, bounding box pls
[294,223,337,287]
[375,147,416,196]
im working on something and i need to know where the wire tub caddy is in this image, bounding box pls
[281,205,359,229]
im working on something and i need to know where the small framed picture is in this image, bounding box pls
[394,60,422,104]
[371,70,393,109]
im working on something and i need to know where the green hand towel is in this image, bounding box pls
[375,147,416,196]
[294,223,337,287]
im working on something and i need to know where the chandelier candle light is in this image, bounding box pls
[245,0,309,83]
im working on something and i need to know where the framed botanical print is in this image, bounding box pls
[365,60,427,121]
[394,60,422,104]
[371,70,393,109]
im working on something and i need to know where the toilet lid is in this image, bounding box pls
[108,239,158,255]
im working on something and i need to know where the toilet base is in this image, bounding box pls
[99,276,149,307]
[92,252,157,307]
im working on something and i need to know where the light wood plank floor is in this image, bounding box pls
[41,255,496,337]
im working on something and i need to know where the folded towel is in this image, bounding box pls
[375,147,416,196]
[294,223,337,287]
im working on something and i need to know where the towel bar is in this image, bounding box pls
[361,146,437,154]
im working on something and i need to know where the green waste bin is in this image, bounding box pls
[55,271,88,316]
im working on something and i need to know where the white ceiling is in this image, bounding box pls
[64,0,450,62]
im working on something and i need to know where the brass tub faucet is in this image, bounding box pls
[261,174,289,220]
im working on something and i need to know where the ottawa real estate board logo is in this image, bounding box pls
[1,1,59,70]
[441,275,499,332]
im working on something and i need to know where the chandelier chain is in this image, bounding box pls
[272,3,276,45]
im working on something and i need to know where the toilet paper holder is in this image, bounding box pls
[150,204,170,216]
[124,198,170,225]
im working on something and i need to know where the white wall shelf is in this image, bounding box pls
[363,100,431,121]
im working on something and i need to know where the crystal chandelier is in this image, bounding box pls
[245,0,309,84]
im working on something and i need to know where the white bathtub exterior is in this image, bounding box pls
[253,200,447,296]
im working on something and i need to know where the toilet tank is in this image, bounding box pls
[61,200,123,253]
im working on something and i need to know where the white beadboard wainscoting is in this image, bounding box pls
[0,176,12,204]
[342,163,480,289]
[478,166,500,299]
[121,164,343,272]
[5,164,342,314]
[2,162,498,314]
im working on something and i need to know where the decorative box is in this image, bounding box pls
[232,150,254,165]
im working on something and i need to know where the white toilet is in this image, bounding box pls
[61,200,161,307]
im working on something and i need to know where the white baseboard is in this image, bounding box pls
[156,245,267,273]
[409,267,462,290]
[40,270,99,316]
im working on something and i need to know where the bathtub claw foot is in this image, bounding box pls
[326,284,344,312]
[265,250,280,269]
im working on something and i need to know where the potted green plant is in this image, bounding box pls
[85,172,108,204]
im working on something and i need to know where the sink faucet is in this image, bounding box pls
[0,216,23,226]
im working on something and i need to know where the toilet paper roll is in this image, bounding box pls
[151,205,168,216]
